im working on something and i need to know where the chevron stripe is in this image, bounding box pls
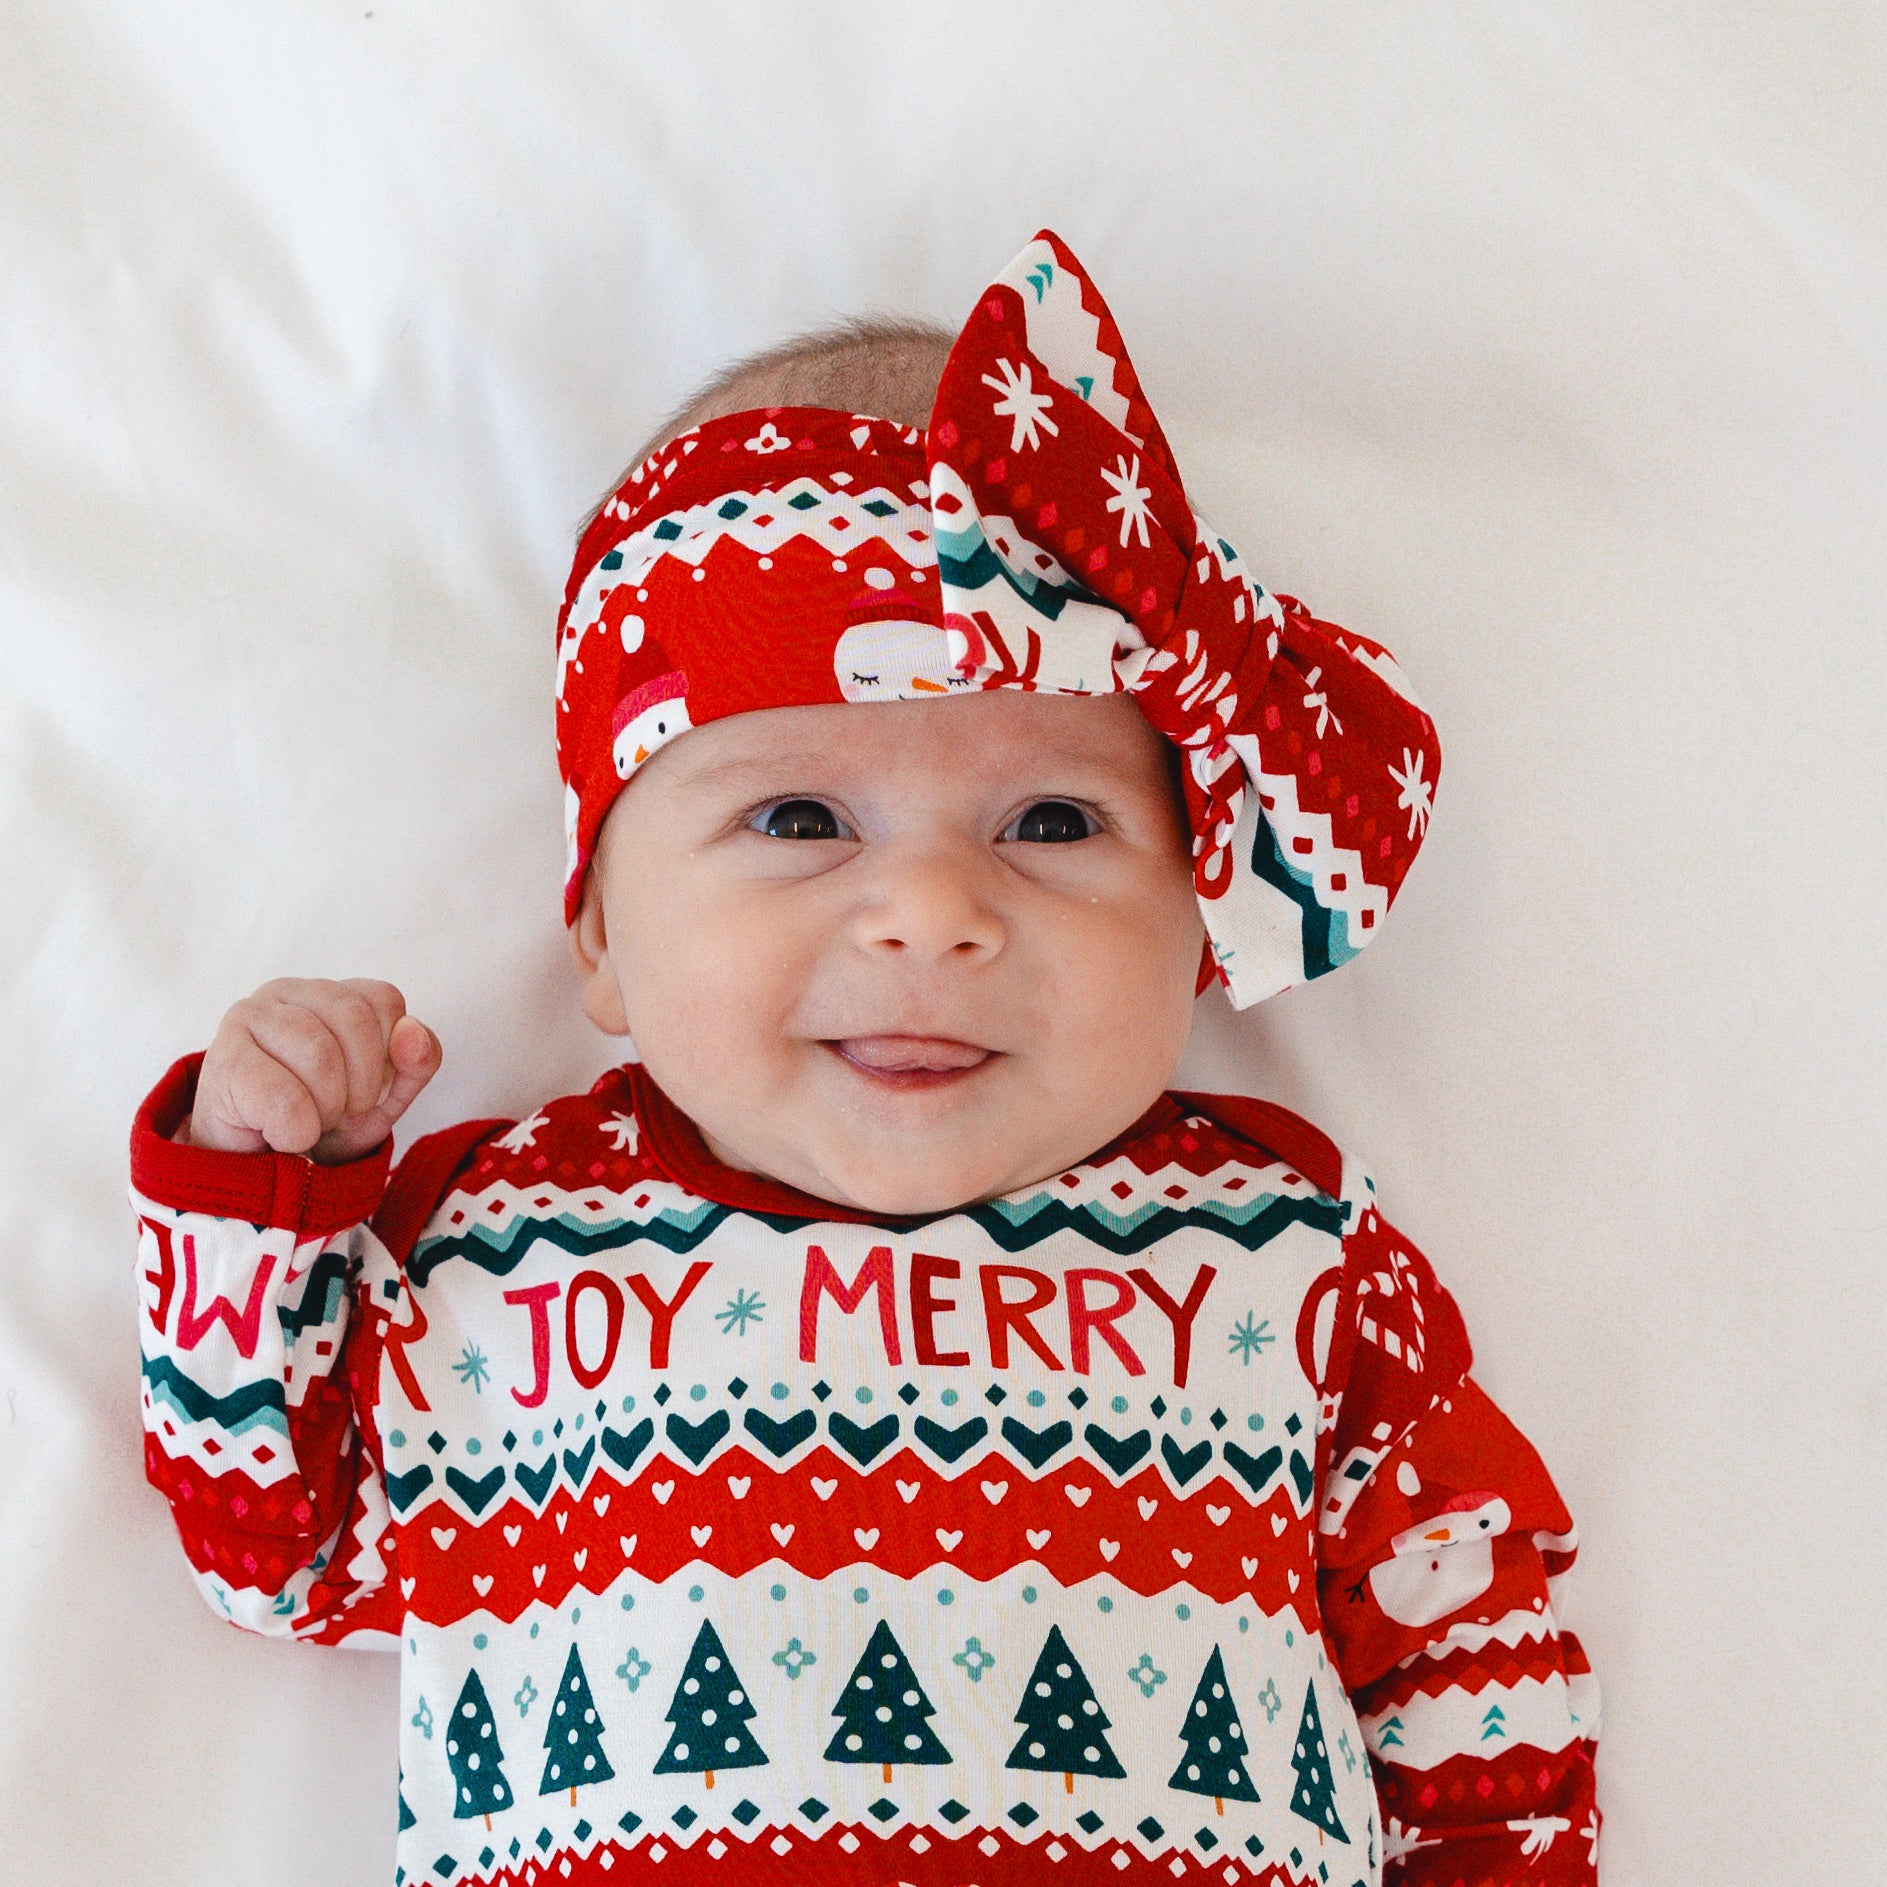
[142,1353,288,1437]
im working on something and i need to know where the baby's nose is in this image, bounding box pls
[849,843,1006,965]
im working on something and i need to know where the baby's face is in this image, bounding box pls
[574,690,1204,1215]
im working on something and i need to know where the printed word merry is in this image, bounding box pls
[800,1247,1217,1389]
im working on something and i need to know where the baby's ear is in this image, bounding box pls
[568,875,631,1035]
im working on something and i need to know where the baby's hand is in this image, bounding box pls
[188,978,442,1164]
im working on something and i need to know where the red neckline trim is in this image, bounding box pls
[622,1064,1190,1223]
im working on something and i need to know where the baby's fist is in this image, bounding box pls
[189,978,442,1164]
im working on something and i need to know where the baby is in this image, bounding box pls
[132,233,1599,1886]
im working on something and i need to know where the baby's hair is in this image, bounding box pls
[584,315,953,532]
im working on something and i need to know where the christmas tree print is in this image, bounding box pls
[1006,1623,1126,1793]
[1287,1679,1349,1844]
[1167,1646,1260,1813]
[445,1668,515,1828]
[539,1644,616,1806]
[825,1618,952,1783]
[652,1620,768,1789]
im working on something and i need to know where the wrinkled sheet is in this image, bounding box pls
[1,4,1882,1881]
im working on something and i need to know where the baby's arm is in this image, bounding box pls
[1316,1207,1601,1882]
[133,980,441,1644]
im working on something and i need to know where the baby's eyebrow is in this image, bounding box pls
[670,751,850,793]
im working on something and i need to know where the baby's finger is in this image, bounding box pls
[278,982,399,1121]
[244,1002,355,1128]
[380,1016,442,1125]
[197,1035,326,1154]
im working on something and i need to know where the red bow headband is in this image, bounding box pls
[556,231,1439,1008]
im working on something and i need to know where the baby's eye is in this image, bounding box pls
[753,798,850,841]
[1004,799,1095,844]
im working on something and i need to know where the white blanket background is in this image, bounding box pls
[2,5,1882,1880]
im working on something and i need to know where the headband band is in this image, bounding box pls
[556,230,1438,1008]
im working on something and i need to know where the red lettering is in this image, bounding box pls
[174,1233,277,1359]
[381,1288,432,1412]
[625,1260,713,1369]
[564,1270,625,1389]
[1065,1268,1146,1377]
[141,1218,178,1336]
[800,1246,903,1366]
[504,1281,561,1408]
[1127,1263,1217,1388]
[980,1264,1063,1371]
[910,1254,970,1367]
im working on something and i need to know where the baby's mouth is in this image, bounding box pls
[829,1035,992,1087]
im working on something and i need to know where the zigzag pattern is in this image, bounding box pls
[391,1442,1319,1624]
[406,1817,1313,1887]
[407,1181,1341,1287]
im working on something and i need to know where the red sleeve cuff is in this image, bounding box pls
[130,1053,392,1236]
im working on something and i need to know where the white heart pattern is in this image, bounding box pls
[503,1525,522,1547]
[592,1494,610,1516]
[1098,1539,1120,1562]
[812,1477,838,1501]
[1242,1556,1260,1579]
[1137,1496,1159,1521]
[471,1574,493,1596]
[896,1480,922,1504]
[573,1548,587,1570]
[652,1481,675,1505]
[1271,1513,1288,1536]
[1026,1529,1052,1549]
[854,1528,879,1550]
[1207,1505,1230,1526]
[771,1523,795,1545]
[935,1529,963,1552]
[690,1525,712,1547]
[1171,1548,1193,1568]
[980,1480,1009,1504]
[555,1511,567,1533]
[531,1564,546,1587]
[1288,1569,1300,1591]
[727,1476,751,1499]
[400,1577,416,1598]
[619,1535,637,1559]
[1063,1483,1093,1507]
[430,1526,456,1550]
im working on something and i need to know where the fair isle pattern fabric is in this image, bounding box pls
[133,1059,1600,1885]
[555,232,1440,1009]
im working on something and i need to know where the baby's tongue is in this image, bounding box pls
[837,1035,989,1073]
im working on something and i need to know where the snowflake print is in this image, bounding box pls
[1388,746,1433,840]
[952,1637,996,1684]
[1227,1313,1275,1364]
[601,1111,639,1154]
[744,421,791,454]
[980,357,1059,453]
[494,1112,549,1154]
[1256,1676,1282,1723]
[1337,1726,1358,1772]
[616,1648,651,1693]
[715,1289,766,1337]
[513,1674,538,1718]
[1127,1653,1167,1699]
[410,1696,433,1740]
[1511,1817,1571,1859]
[771,1638,817,1680]
[1301,666,1343,740]
[1100,452,1152,549]
[1383,1820,1439,1864]
[1581,1812,1601,1866]
[452,1344,491,1394]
